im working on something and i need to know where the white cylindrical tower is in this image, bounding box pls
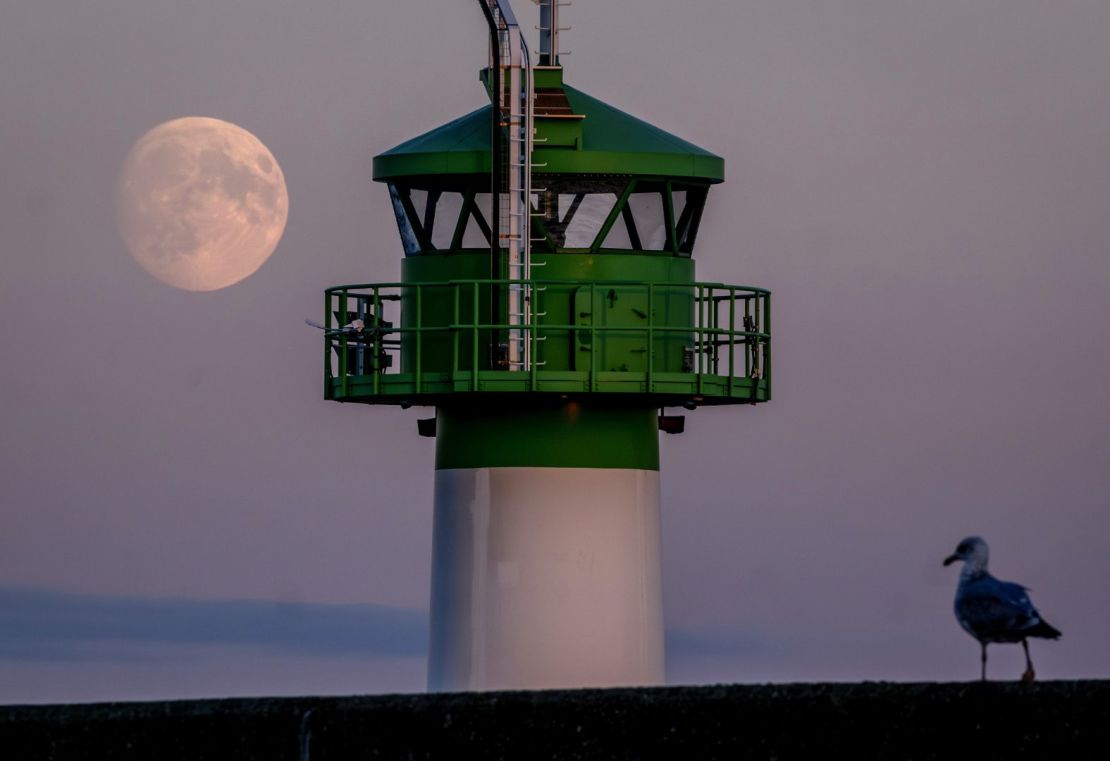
[427,403,664,691]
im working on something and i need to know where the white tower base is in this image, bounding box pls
[428,466,664,692]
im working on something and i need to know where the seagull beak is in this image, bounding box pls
[943,554,959,567]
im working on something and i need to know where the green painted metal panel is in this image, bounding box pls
[401,253,694,376]
[561,86,722,170]
[401,254,494,375]
[372,85,724,182]
[535,119,581,149]
[536,254,693,375]
[435,402,659,471]
[531,67,564,89]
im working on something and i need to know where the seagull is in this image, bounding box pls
[305,318,367,336]
[943,536,1061,682]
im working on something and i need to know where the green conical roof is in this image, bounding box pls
[372,84,724,183]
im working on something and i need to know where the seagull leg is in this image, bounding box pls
[1021,639,1036,683]
[980,642,988,682]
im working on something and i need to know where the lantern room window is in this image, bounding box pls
[554,192,619,248]
[388,178,709,256]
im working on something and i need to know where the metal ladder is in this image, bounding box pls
[485,0,536,372]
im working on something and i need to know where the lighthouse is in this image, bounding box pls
[321,0,770,692]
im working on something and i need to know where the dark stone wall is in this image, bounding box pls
[3,681,1110,760]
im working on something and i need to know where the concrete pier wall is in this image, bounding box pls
[3,681,1109,760]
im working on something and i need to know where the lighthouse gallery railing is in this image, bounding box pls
[323,279,770,405]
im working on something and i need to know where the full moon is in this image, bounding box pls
[115,117,288,291]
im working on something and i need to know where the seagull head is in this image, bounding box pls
[943,536,989,572]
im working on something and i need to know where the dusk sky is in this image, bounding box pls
[3,0,1110,704]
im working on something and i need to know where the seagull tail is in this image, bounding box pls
[1029,620,1062,640]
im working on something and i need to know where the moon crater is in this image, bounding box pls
[116,117,289,291]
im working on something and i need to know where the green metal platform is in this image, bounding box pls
[323,279,770,407]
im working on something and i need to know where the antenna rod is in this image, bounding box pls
[538,0,561,66]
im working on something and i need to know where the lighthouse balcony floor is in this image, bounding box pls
[322,279,770,407]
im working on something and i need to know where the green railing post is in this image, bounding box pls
[708,286,714,374]
[763,292,771,398]
[728,287,735,396]
[711,287,720,374]
[744,294,752,379]
[755,292,763,382]
[372,287,381,396]
[472,281,479,392]
[324,291,332,397]
[589,281,597,392]
[415,284,423,394]
[339,290,349,398]
[529,278,538,392]
[696,284,704,396]
[691,284,698,379]
[452,283,460,386]
[647,282,654,393]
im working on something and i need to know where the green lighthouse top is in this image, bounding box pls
[372,70,724,183]
[319,6,770,413]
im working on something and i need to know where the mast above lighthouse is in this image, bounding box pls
[535,0,567,67]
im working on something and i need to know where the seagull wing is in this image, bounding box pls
[306,318,373,338]
[956,575,1050,643]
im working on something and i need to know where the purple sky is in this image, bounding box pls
[3,0,1110,704]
